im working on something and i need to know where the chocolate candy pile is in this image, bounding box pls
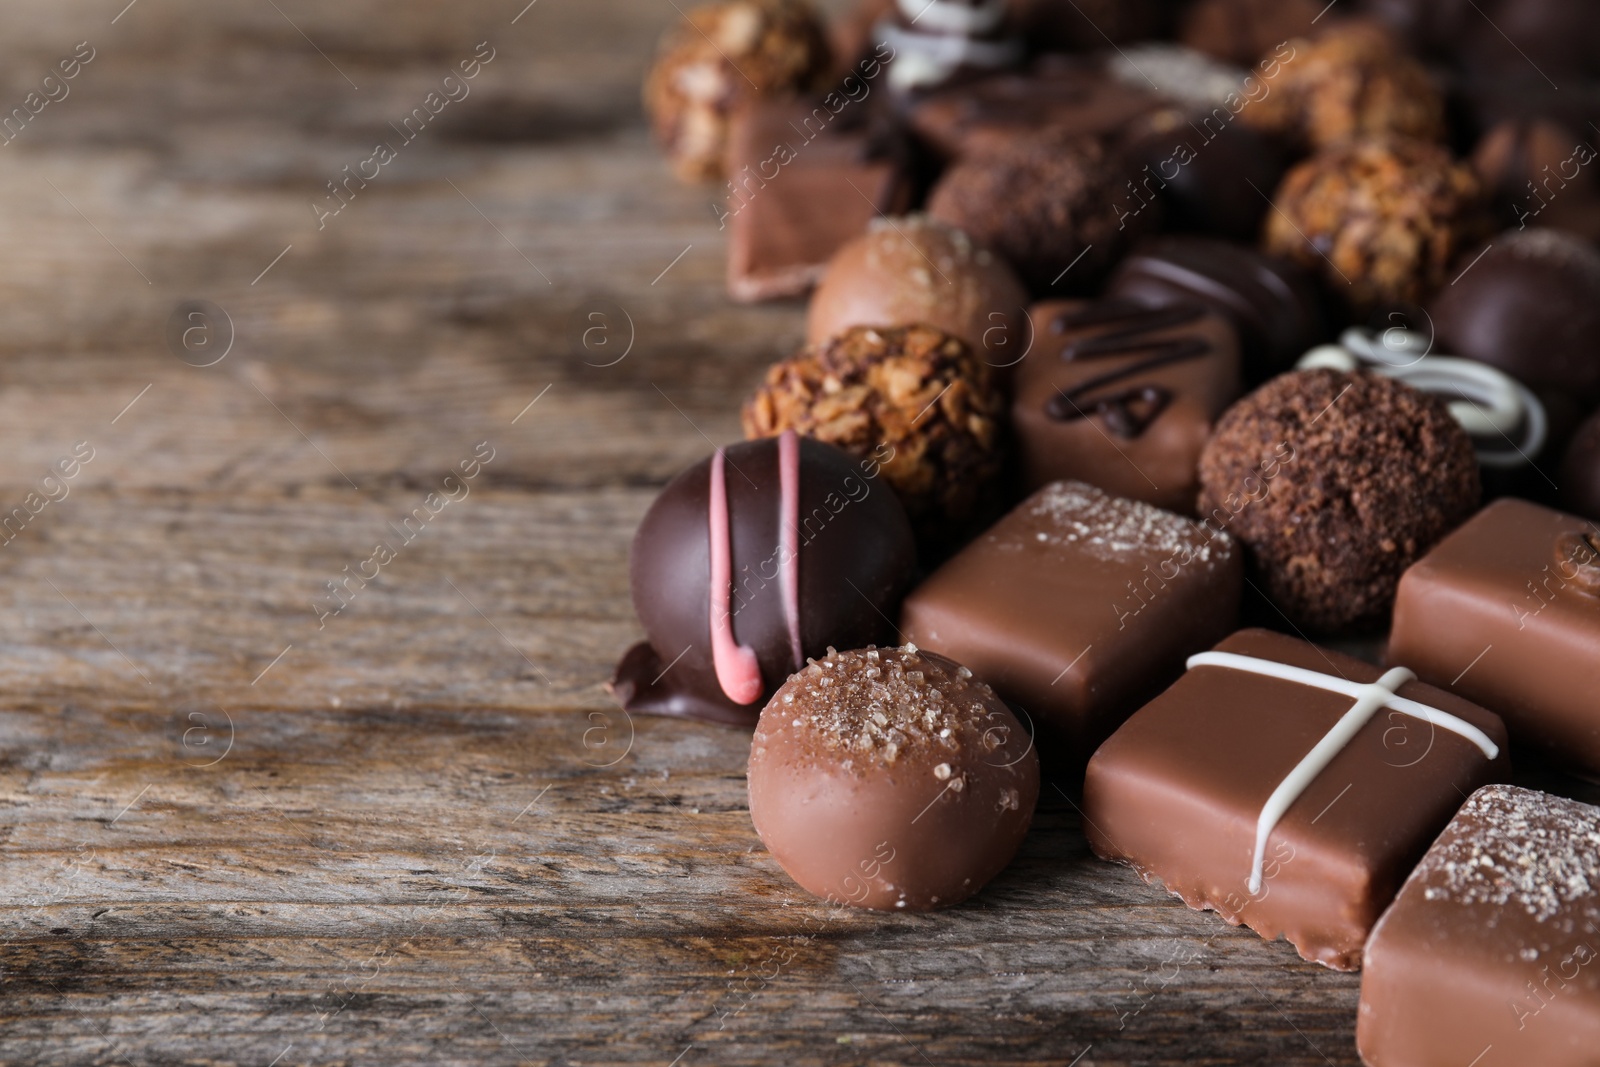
[627,2,1600,1062]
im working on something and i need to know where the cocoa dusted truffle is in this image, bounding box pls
[1263,136,1484,312]
[611,433,917,726]
[805,216,1030,368]
[926,129,1153,294]
[1241,23,1446,150]
[643,0,832,181]
[1198,369,1480,632]
[742,324,1006,543]
[747,644,1039,911]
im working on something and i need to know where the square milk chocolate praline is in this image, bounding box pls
[1012,298,1241,514]
[1083,629,1509,971]
[1358,785,1600,1067]
[1389,497,1600,777]
[898,480,1242,764]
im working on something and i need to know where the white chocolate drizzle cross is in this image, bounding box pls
[1185,651,1501,895]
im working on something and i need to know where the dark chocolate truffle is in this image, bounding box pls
[1240,22,1447,150]
[805,215,1030,366]
[747,644,1039,911]
[1198,368,1481,632]
[742,324,1006,543]
[1263,136,1485,313]
[1429,229,1600,402]
[1560,407,1600,521]
[926,129,1155,294]
[1472,118,1600,232]
[1012,0,1170,53]
[643,0,832,181]
[611,433,917,726]
[1106,236,1327,383]
[1122,106,1288,243]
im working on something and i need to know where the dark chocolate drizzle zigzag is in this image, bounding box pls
[1044,302,1211,436]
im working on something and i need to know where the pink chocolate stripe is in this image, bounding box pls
[778,430,803,671]
[708,448,763,704]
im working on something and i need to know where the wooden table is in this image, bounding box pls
[6,3,1573,1063]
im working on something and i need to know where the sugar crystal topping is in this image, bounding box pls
[781,644,991,762]
[1017,480,1230,565]
[1418,784,1600,924]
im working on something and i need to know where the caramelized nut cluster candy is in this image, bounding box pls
[1241,22,1447,150]
[747,644,1039,911]
[643,0,832,181]
[742,323,1006,544]
[1262,136,1484,313]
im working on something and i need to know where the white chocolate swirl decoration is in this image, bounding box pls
[1185,651,1501,896]
[1296,327,1548,469]
[876,0,1022,92]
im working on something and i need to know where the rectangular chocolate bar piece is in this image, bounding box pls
[1389,498,1600,777]
[898,480,1242,763]
[1358,784,1600,1066]
[1012,298,1241,514]
[723,96,914,302]
[1084,628,1509,971]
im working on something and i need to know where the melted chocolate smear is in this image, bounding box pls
[608,641,760,728]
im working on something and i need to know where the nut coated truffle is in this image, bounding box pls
[926,130,1153,294]
[1198,369,1480,633]
[1241,23,1446,150]
[806,216,1030,368]
[743,324,1005,542]
[1263,136,1484,312]
[747,644,1040,911]
[643,0,831,182]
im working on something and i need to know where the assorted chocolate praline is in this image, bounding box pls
[628,5,1600,1052]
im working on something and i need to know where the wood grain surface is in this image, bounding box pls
[2,3,1583,1065]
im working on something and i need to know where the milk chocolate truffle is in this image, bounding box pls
[1358,785,1600,1067]
[1389,498,1600,776]
[1429,229,1600,402]
[1085,629,1508,971]
[805,216,1030,367]
[1013,299,1242,513]
[1198,369,1480,632]
[900,481,1243,764]
[1263,137,1485,312]
[611,433,916,726]
[1106,236,1327,382]
[1240,23,1446,151]
[926,129,1154,294]
[643,0,832,181]
[747,644,1039,911]
[742,324,1005,542]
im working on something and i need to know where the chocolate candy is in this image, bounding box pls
[899,481,1243,764]
[906,58,1163,162]
[722,96,915,302]
[1106,236,1325,383]
[1198,369,1481,634]
[1084,628,1510,971]
[1013,299,1241,514]
[643,0,833,182]
[1389,497,1600,777]
[747,644,1039,911]
[1179,0,1321,67]
[1121,108,1287,244]
[1429,229,1600,403]
[1559,407,1600,521]
[927,128,1156,294]
[871,0,1022,94]
[804,215,1030,363]
[611,433,916,726]
[1358,784,1600,1066]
